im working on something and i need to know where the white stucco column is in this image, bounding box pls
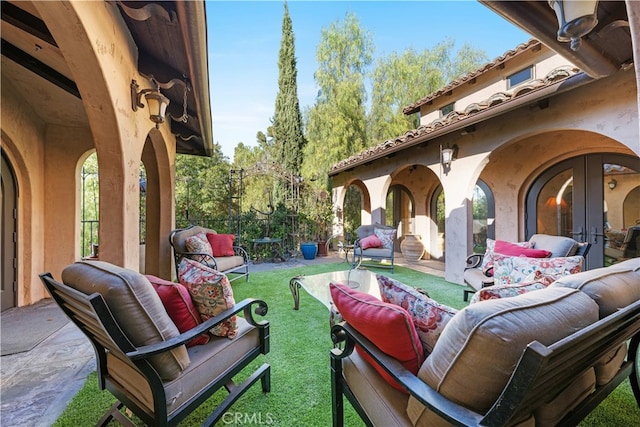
[364,175,391,225]
[438,153,487,284]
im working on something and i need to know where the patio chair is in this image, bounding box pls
[463,234,591,301]
[40,261,270,426]
[170,225,249,282]
[352,224,397,273]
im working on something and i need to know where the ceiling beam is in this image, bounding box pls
[1,39,81,99]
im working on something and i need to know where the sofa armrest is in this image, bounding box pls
[127,298,268,360]
[177,251,219,270]
[232,245,249,263]
[331,322,484,426]
[465,253,484,270]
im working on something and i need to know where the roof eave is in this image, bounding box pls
[329,72,594,176]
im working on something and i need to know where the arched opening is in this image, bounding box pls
[472,180,495,253]
[430,185,445,260]
[1,149,18,311]
[80,152,100,259]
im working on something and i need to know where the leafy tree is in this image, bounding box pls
[303,13,373,189]
[273,2,307,206]
[175,143,231,224]
[369,40,488,144]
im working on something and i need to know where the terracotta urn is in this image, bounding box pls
[401,234,425,263]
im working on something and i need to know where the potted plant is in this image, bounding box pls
[300,241,318,260]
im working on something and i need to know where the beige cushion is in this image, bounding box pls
[214,255,246,271]
[62,261,189,381]
[407,287,598,422]
[463,268,494,291]
[533,368,596,425]
[595,343,627,386]
[529,234,579,257]
[171,226,217,254]
[342,351,413,427]
[549,258,640,318]
[106,318,259,415]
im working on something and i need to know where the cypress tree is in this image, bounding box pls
[273,2,306,206]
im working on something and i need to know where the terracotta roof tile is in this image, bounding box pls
[403,39,541,114]
[330,65,580,173]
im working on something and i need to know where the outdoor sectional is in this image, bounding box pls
[330,258,640,426]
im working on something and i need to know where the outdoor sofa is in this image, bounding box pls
[330,258,640,426]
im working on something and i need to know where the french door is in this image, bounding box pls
[526,154,640,270]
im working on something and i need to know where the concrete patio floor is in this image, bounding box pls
[0,252,444,426]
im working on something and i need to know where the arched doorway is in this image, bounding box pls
[1,150,17,311]
[386,184,414,235]
[526,153,640,269]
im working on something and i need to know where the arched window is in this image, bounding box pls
[472,180,495,253]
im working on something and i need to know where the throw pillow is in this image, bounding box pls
[480,238,533,273]
[178,258,238,339]
[492,254,583,286]
[330,282,423,393]
[185,233,214,257]
[360,234,383,250]
[494,240,551,258]
[206,233,236,257]
[377,275,457,355]
[62,261,189,381]
[373,228,396,250]
[145,275,210,347]
[469,281,548,304]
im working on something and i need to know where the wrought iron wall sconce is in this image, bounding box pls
[440,144,458,170]
[131,76,190,128]
[131,77,169,128]
[608,178,617,190]
[548,0,599,51]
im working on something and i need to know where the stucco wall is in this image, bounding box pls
[1,79,48,305]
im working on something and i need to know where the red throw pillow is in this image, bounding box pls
[206,233,236,257]
[329,283,423,393]
[146,275,209,347]
[360,234,383,250]
[495,240,551,258]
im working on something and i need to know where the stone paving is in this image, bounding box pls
[0,253,444,426]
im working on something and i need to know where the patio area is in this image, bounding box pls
[0,251,444,426]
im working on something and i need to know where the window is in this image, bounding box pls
[440,102,454,117]
[507,66,533,88]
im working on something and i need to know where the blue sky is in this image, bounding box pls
[207,1,531,159]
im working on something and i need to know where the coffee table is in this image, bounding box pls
[289,268,380,310]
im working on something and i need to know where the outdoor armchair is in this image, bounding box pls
[170,225,249,282]
[463,234,590,301]
[352,224,397,273]
[40,261,270,426]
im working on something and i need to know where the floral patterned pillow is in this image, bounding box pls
[377,275,458,355]
[373,228,396,250]
[492,254,583,286]
[185,233,214,257]
[178,258,237,338]
[480,238,533,273]
[469,281,548,304]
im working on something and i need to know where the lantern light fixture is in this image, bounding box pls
[131,77,170,128]
[548,0,599,51]
[440,144,458,169]
[608,178,617,190]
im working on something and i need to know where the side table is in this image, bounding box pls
[251,238,285,263]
